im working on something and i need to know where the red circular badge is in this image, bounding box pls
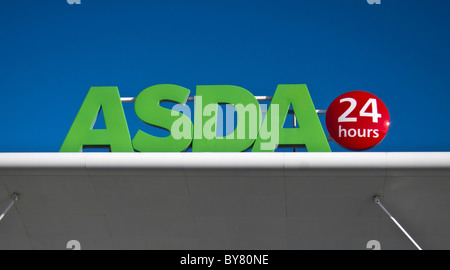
[326,91,390,150]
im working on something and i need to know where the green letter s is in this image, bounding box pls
[132,84,193,152]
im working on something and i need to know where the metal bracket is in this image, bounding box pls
[374,195,422,250]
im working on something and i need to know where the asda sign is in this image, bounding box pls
[60,84,390,152]
[60,84,332,152]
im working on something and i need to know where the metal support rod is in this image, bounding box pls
[0,193,19,222]
[121,96,275,103]
[120,97,327,114]
[293,114,297,152]
[374,196,422,250]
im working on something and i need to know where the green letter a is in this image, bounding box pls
[252,84,330,152]
[60,87,133,152]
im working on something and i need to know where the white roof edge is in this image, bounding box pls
[0,152,449,170]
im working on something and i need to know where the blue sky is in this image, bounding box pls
[0,0,449,152]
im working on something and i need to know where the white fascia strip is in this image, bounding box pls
[0,152,449,170]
